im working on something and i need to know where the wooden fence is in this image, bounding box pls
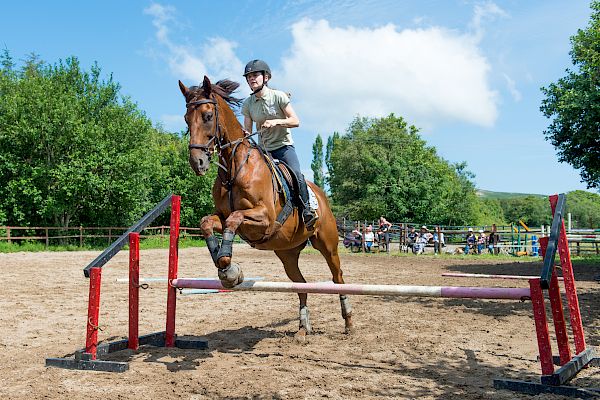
[1,223,599,255]
[337,219,600,256]
[0,226,205,248]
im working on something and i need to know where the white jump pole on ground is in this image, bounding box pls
[171,279,531,300]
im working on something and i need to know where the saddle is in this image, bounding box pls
[263,155,300,226]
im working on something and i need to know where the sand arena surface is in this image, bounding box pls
[0,245,598,399]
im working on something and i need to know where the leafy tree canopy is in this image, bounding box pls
[540,0,600,190]
[327,114,479,225]
[0,51,215,228]
[566,190,600,228]
[498,196,551,227]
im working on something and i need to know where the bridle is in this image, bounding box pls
[186,97,221,158]
[185,95,260,176]
[184,92,281,214]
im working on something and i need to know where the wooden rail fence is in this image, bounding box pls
[0,226,205,248]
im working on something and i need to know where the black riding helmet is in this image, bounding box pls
[243,59,271,79]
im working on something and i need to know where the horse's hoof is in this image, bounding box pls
[344,324,356,335]
[294,328,309,343]
[299,306,312,334]
[218,263,244,288]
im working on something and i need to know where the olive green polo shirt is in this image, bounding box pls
[241,86,294,151]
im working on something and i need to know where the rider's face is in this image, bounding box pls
[246,72,265,90]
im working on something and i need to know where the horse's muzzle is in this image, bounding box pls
[189,153,210,176]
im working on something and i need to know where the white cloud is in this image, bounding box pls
[277,18,499,133]
[470,1,508,43]
[143,3,243,83]
[502,73,522,102]
[143,3,503,133]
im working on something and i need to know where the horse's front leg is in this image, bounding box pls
[216,207,269,288]
[200,214,223,267]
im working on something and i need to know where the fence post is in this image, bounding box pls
[7,226,10,245]
[165,195,181,347]
[128,233,140,350]
[80,226,83,248]
[85,267,102,359]
[45,228,49,249]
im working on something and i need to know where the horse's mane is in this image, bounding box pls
[189,79,244,110]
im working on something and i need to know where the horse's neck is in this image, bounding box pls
[218,99,249,167]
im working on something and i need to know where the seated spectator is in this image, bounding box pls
[420,226,433,244]
[433,230,445,252]
[377,216,393,252]
[413,226,431,254]
[406,226,418,251]
[465,228,476,254]
[364,225,375,252]
[350,228,363,251]
[477,230,486,254]
[414,231,429,255]
[343,232,358,249]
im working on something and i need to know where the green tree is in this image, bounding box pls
[473,198,507,226]
[566,190,600,228]
[149,129,217,227]
[540,1,600,189]
[498,196,551,227]
[310,134,324,188]
[325,131,339,189]
[328,114,479,224]
[0,53,198,228]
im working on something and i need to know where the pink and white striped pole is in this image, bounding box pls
[171,279,531,300]
[442,273,564,281]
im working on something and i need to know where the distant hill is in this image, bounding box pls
[476,190,546,199]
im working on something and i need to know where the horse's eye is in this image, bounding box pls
[203,112,213,123]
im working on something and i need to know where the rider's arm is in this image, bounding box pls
[244,115,253,133]
[261,103,300,129]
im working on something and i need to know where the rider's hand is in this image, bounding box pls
[261,119,278,129]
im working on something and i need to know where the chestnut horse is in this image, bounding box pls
[179,76,353,336]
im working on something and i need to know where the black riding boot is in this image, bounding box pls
[297,175,318,229]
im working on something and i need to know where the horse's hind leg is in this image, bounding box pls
[274,244,312,340]
[310,233,354,334]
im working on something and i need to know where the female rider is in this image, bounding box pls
[241,59,318,229]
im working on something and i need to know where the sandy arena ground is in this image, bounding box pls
[0,244,598,399]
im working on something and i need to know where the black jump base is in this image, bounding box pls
[45,331,208,372]
[494,348,600,398]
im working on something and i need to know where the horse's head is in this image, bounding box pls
[179,76,220,176]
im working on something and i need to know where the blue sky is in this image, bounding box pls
[1,1,596,195]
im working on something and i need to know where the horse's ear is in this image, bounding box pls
[202,75,212,97]
[178,80,189,97]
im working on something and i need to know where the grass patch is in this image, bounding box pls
[136,236,206,250]
[572,255,600,266]
[0,235,208,253]
[0,240,97,252]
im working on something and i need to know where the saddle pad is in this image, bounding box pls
[308,186,319,210]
